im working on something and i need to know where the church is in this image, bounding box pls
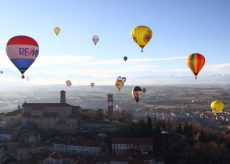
[22,90,81,132]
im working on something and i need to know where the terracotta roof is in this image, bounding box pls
[50,138,105,147]
[4,109,21,117]
[112,138,153,145]
[22,103,72,107]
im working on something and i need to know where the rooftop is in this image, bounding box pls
[112,138,153,145]
[22,103,72,108]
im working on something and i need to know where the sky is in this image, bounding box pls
[0,0,230,87]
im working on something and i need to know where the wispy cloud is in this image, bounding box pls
[204,63,230,74]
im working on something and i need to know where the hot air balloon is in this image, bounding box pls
[6,35,39,79]
[117,76,122,81]
[132,86,142,104]
[54,27,60,35]
[92,35,99,45]
[211,100,224,114]
[142,88,147,93]
[115,80,124,91]
[0,71,3,74]
[131,25,152,52]
[124,56,128,61]
[122,77,127,83]
[90,82,95,87]
[66,80,72,87]
[187,53,205,79]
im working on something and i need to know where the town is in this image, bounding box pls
[0,85,230,163]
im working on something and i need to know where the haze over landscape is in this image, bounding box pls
[0,1,230,163]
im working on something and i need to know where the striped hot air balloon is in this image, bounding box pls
[187,53,205,79]
[6,35,39,79]
[115,80,124,91]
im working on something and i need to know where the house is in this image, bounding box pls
[46,138,107,157]
[112,137,153,155]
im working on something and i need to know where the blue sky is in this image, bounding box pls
[0,0,230,86]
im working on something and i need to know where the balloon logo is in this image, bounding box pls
[54,27,60,35]
[131,25,152,52]
[187,53,205,79]
[132,86,142,104]
[211,100,224,114]
[6,35,39,79]
[92,35,99,45]
[124,56,128,61]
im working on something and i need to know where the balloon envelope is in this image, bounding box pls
[122,77,127,83]
[6,35,39,78]
[142,88,147,93]
[124,56,128,61]
[187,53,205,79]
[54,27,60,35]
[92,35,99,45]
[117,76,122,81]
[90,82,95,87]
[66,80,72,87]
[211,100,224,114]
[115,80,124,91]
[131,25,152,52]
[132,86,142,104]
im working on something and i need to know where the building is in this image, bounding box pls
[108,93,113,115]
[3,106,22,127]
[22,90,81,132]
[112,138,153,155]
[46,138,107,157]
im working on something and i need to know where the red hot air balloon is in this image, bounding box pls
[187,53,205,79]
[6,35,39,79]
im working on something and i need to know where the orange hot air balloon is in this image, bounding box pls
[187,53,205,79]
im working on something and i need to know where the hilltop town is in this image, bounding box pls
[0,87,230,163]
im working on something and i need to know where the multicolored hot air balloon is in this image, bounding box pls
[54,27,60,35]
[211,100,224,114]
[6,35,39,79]
[124,56,128,61]
[92,35,99,45]
[131,25,152,52]
[115,80,124,91]
[66,80,72,87]
[132,86,142,104]
[187,53,205,79]
[90,82,95,87]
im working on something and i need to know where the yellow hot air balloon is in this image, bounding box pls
[115,80,124,91]
[211,100,224,114]
[131,25,152,52]
[54,27,60,35]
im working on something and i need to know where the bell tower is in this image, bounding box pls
[108,93,113,115]
[60,90,66,103]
